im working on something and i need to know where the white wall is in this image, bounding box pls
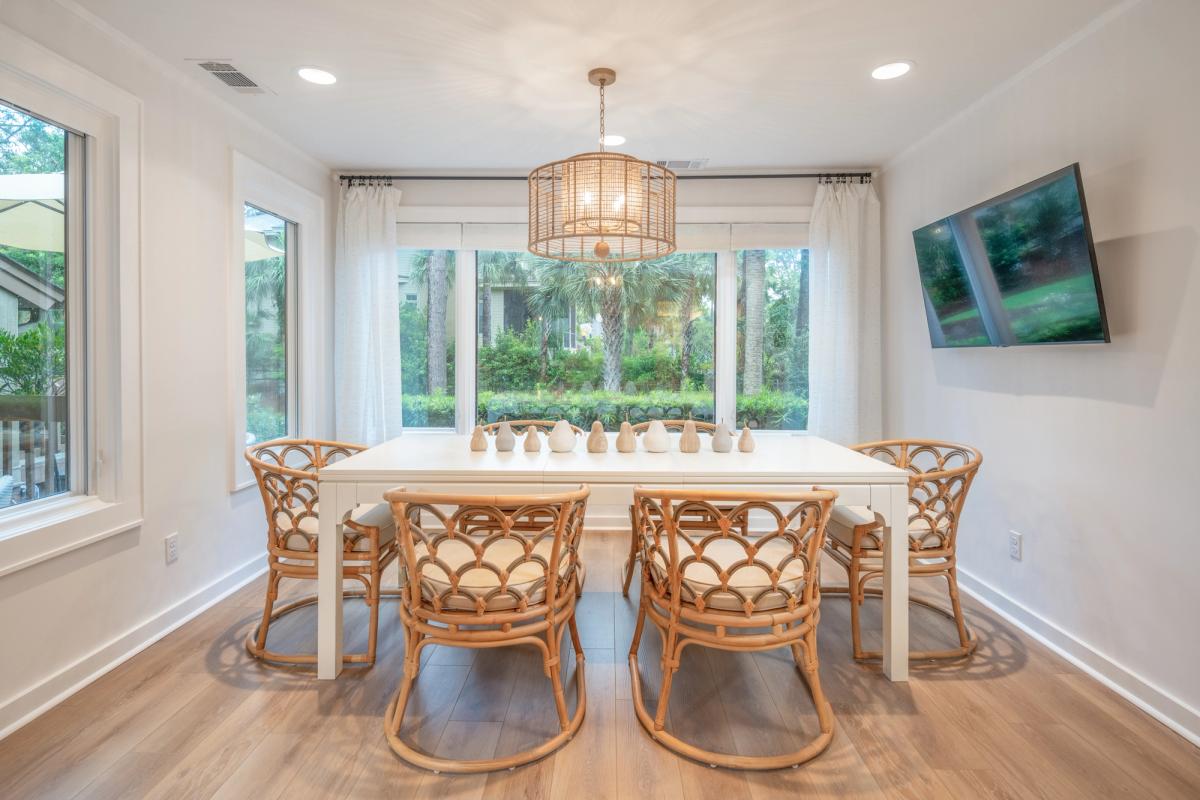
[0,0,334,735]
[880,0,1200,741]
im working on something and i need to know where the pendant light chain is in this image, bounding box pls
[598,79,606,152]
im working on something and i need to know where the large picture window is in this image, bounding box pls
[0,101,79,510]
[475,251,715,429]
[737,248,809,430]
[243,204,296,444]
[397,249,456,427]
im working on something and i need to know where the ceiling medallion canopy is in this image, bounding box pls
[528,68,677,263]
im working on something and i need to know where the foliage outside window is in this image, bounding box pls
[243,205,291,443]
[0,101,71,508]
[475,251,714,430]
[397,249,456,427]
[737,249,809,429]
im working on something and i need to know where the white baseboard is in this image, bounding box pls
[0,555,267,741]
[956,567,1200,748]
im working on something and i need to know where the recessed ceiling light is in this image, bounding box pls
[871,61,912,80]
[298,67,337,85]
[600,134,626,146]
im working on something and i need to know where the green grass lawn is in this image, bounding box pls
[936,273,1102,343]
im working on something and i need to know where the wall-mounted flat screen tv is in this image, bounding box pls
[912,164,1109,347]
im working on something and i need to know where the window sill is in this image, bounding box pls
[0,494,143,578]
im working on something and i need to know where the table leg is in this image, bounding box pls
[317,481,348,679]
[881,482,910,681]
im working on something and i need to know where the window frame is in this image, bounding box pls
[394,219,811,436]
[241,202,298,446]
[228,152,325,491]
[0,23,144,576]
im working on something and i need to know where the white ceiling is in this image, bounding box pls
[75,0,1119,171]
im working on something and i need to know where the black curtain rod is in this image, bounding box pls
[338,171,873,182]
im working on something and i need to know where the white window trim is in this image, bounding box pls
[0,23,144,577]
[229,151,326,491]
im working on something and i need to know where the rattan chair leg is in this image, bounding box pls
[547,631,572,730]
[629,640,834,770]
[366,578,381,665]
[385,639,587,773]
[848,561,866,660]
[621,505,639,597]
[823,583,979,661]
[255,570,279,655]
[245,578,386,667]
[946,568,974,653]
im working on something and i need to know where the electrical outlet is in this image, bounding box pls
[1008,530,1023,561]
[165,533,179,564]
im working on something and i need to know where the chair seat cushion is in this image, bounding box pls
[276,502,396,554]
[411,535,573,613]
[827,504,950,551]
[649,536,809,612]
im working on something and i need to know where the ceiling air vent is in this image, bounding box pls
[656,159,709,171]
[194,61,266,94]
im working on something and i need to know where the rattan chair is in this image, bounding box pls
[621,421,724,597]
[629,419,717,434]
[481,419,584,435]
[629,487,838,770]
[823,439,983,661]
[383,486,590,773]
[244,439,400,666]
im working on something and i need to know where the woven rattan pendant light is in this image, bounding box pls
[528,68,677,263]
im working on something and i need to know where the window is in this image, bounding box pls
[475,250,715,429]
[243,204,296,444]
[737,249,809,430]
[0,100,80,510]
[397,249,456,427]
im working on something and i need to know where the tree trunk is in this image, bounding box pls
[535,317,549,383]
[479,283,492,347]
[601,289,624,392]
[679,277,696,390]
[426,250,449,394]
[791,252,809,395]
[742,249,766,395]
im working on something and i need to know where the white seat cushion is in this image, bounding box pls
[649,536,809,612]
[412,535,574,613]
[276,502,396,554]
[827,504,950,551]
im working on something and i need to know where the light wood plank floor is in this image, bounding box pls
[2,532,1198,799]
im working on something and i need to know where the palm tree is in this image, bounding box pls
[533,255,698,391]
[741,249,766,395]
[408,250,454,394]
[527,272,571,384]
[476,252,528,347]
[674,253,714,389]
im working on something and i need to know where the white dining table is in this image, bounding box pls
[316,432,912,680]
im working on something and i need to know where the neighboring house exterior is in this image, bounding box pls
[0,252,62,335]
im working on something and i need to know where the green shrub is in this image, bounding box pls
[736,390,808,430]
[402,391,456,428]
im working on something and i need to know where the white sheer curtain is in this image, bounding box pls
[334,181,404,444]
[807,180,882,445]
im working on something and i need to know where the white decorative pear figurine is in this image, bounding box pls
[523,425,541,452]
[587,420,608,453]
[738,425,756,453]
[679,419,701,453]
[616,420,636,453]
[643,420,669,453]
[548,419,577,453]
[712,420,733,452]
[469,425,488,451]
[495,420,516,452]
